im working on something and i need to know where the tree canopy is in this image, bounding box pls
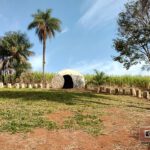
[113,0,150,70]
[0,31,34,78]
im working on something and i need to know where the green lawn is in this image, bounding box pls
[0,89,149,135]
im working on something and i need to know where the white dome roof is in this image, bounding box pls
[58,69,83,77]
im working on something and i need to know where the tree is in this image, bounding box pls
[13,62,32,78]
[113,0,150,70]
[140,0,149,12]
[0,31,34,83]
[88,70,108,93]
[28,9,61,83]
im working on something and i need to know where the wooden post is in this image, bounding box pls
[33,83,38,88]
[46,83,50,89]
[130,88,136,96]
[28,84,32,89]
[7,83,12,88]
[20,83,25,89]
[143,91,150,99]
[106,88,111,94]
[100,86,103,93]
[15,83,20,89]
[136,90,142,98]
[123,89,126,95]
[39,83,43,89]
[115,88,119,95]
[0,82,4,88]
[97,87,100,93]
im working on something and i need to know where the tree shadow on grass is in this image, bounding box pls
[0,90,149,110]
[127,105,150,110]
[0,90,111,106]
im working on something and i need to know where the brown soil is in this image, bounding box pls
[46,110,73,125]
[0,107,149,150]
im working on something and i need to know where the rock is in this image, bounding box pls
[51,75,64,89]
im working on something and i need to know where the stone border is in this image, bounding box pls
[0,82,150,100]
[96,86,150,100]
[0,82,51,89]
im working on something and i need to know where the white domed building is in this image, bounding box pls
[51,69,85,89]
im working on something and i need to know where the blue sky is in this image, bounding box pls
[0,0,149,75]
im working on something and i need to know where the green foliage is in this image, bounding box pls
[87,70,108,87]
[64,113,103,136]
[17,72,55,83]
[107,75,150,89]
[28,9,61,41]
[85,73,150,89]
[0,98,57,133]
[0,31,34,83]
[113,0,150,70]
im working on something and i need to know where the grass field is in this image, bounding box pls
[0,89,149,135]
[0,89,150,149]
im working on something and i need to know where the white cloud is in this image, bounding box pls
[29,55,42,71]
[0,14,20,31]
[71,60,150,75]
[61,27,69,34]
[78,0,128,29]
[8,20,20,31]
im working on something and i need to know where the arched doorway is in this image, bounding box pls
[63,75,73,89]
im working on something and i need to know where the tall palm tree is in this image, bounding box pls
[28,9,61,82]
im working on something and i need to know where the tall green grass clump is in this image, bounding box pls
[17,72,55,83]
[107,75,150,89]
[85,74,150,89]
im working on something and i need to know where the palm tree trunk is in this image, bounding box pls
[2,56,5,84]
[42,39,46,84]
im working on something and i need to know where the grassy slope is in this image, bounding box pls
[0,89,149,135]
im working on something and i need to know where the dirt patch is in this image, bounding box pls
[46,110,74,125]
[0,108,149,150]
[99,107,149,150]
[0,129,102,150]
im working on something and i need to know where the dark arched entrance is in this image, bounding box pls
[63,75,73,89]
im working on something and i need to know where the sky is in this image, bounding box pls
[0,0,149,75]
